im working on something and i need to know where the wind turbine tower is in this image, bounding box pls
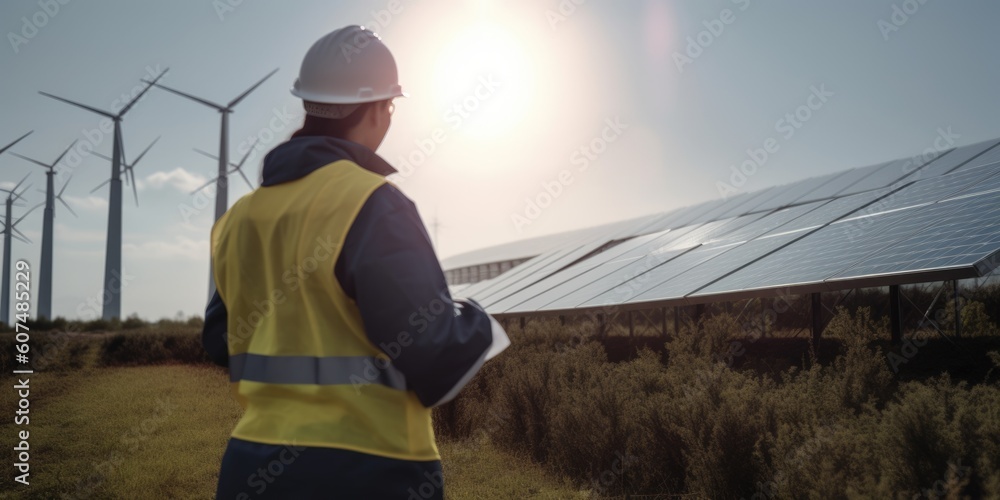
[0,175,38,325]
[145,68,277,300]
[10,142,78,320]
[39,68,169,320]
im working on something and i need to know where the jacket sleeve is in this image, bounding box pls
[336,183,493,407]
[202,289,230,367]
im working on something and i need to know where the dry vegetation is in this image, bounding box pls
[2,296,999,498]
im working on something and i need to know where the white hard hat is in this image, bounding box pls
[291,25,407,114]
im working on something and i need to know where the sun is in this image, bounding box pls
[432,23,535,140]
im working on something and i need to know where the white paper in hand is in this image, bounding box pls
[485,315,510,361]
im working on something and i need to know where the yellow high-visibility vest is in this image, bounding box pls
[211,159,438,462]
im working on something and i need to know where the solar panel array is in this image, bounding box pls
[458,138,1000,317]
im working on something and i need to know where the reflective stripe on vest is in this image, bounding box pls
[229,353,407,390]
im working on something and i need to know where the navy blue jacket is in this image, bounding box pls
[204,135,492,499]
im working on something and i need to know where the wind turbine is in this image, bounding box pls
[39,68,169,320]
[144,68,277,300]
[190,140,258,194]
[10,141,78,321]
[145,68,277,221]
[0,175,39,325]
[90,136,161,207]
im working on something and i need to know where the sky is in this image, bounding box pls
[1,0,999,320]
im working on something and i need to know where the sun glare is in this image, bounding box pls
[432,23,535,139]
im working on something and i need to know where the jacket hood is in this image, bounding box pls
[260,136,397,186]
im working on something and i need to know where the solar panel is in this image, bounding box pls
[627,202,839,304]
[713,186,779,220]
[914,138,1000,177]
[686,188,897,297]
[474,237,627,305]
[492,229,681,313]
[471,214,672,306]
[855,164,1000,217]
[528,246,697,313]
[665,197,732,229]
[795,161,892,202]
[687,190,768,225]
[696,201,958,297]
[581,244,735,309]
[829,189,1000,284]
[468,136,1000,317]
[956,140,1000,172]
[751,174,842,212]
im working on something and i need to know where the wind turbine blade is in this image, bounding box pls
[193,147,220,161]
[148,80,224,110]
[131,136,160,166]
[0,131,33,156]
[57,197,79,218]
[58,174,73,197]
[13,184,33,203]
[91,178,112,194]
[191,177,219,195]
[39,92,115,119]
[13,202,43,226]
[234,140,257,169]
[52,140,77,168]
[8,153,50,169]
[91,151,114,163]
[119,68,170,117]
[228,68,279,108]
[130,169,139,206]
[10,173,31,198]
[12,232,30,245]
[236,169,254,190]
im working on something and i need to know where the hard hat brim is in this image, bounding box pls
[290,86,407,105]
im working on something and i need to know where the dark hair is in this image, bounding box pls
[291,100,383,140]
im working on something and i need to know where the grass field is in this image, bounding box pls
[0,364,582,499]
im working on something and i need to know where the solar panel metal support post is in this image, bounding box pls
[760,298,767,339]
[661,307,668,338]
[674,306,680,335]
[811,292,823,349]
[953,280,963,338]
[628,310,634,337]
[889,285,903,344]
